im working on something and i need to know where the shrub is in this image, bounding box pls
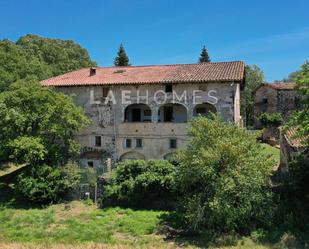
[175,116,274,234]
[103,160,176,209]
[259,113,283,127]
[16,162,81,204]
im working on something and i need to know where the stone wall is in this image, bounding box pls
[254,86,299,129]
[57,82,241,165]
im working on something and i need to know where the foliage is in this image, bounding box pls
[0,202,164,245]
[259,112,283,127]
[0,80,90,166]
[287,61,309,147]
[288,154,309,201]
[175,116,274,234]
[114,43,130,66]
[0,34,96,91]
[103,160,176,209]
[16,163,81,204]
[198,45,210,63]
[242,65,265,127]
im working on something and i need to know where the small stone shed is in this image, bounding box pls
[254,82,299,129]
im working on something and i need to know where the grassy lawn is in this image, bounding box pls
[260,143,280,167]
[0,201,276,249]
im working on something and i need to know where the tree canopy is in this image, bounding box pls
[288,61,309,146]
[0,34,96,91]
[198,46,210,63]
[175,116,274,233]
[242,65,265,127]
[0,81,90,166]
[114,43,131,66]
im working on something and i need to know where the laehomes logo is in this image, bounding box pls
[90,90,218,105]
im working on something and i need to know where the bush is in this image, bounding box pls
[103,160,176,209]
[175,116,274,234]
[16,162,81,204]
[259,113,283,127]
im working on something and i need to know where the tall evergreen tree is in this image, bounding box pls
[198,45,210,63]
[114,43,130,66]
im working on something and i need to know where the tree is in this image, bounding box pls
[288,61,309,147]
[0,34,96,91]
[16,162,81,204]
[103,160,176,209]
[0,80,91,166]
[198,45,210,63]
[175,116,274,233]
[242,65,265,127]
[114,43,130,66]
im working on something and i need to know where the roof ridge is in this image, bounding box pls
[91,61,245,69]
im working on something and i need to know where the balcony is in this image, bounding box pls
[118,122,188,137]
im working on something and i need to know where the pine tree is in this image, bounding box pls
[198,46,210,63]
[114,43,130,66]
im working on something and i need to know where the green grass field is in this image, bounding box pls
[0,201,275,249]
[260,143,280,167]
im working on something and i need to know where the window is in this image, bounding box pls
[263,98,268,104]
[196,107,206,114]
[143,109,151,122]
[125,139,132,148]
[102,87,110,98]
[165,84,173,93]
[95,136,102,147]
[87,161,94,167]
[169,139,177,149]
[136,138,143,148]
[132,108,141,122]
[164,106,173,122]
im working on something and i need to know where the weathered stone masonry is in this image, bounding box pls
[42,62,245,167]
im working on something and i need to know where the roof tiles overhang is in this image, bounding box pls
[41,61,245,87]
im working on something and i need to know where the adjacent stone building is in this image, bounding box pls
[280,127,307,173]
[253,82,300,129]
[42,61,245,167]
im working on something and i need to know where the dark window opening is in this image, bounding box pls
[136,138,143,148]
[165,84,173,93]
[87,161,94,167]
[164,106,173,122]
[102,87,110,98]
[263,98,268,104]
[95,136,102,147]
[170,139,177,149]
[132,108,141,122]
[196,107,206,114]
[125,139,132,148]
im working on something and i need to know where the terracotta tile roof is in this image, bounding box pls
[284,127,307,149]
[263,82,295,90]
[41,61,245,87]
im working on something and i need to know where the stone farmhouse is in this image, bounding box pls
[253,82,300,129]
[42,61,245,167]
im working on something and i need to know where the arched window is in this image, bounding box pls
[119,151,145,161]
[158,103,187,123]
[124,104,152,122]
[193,103,217,117]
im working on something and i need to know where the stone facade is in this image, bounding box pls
[253,83,299,129]
[58,82,242,167]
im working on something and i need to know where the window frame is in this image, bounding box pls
[136,138,143,148]
[124,138,132,148]
[169,138,177,149]
[95,136,102,147]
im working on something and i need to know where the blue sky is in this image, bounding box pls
[0,0,308,81]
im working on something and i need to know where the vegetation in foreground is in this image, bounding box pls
[0,201,292,249]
